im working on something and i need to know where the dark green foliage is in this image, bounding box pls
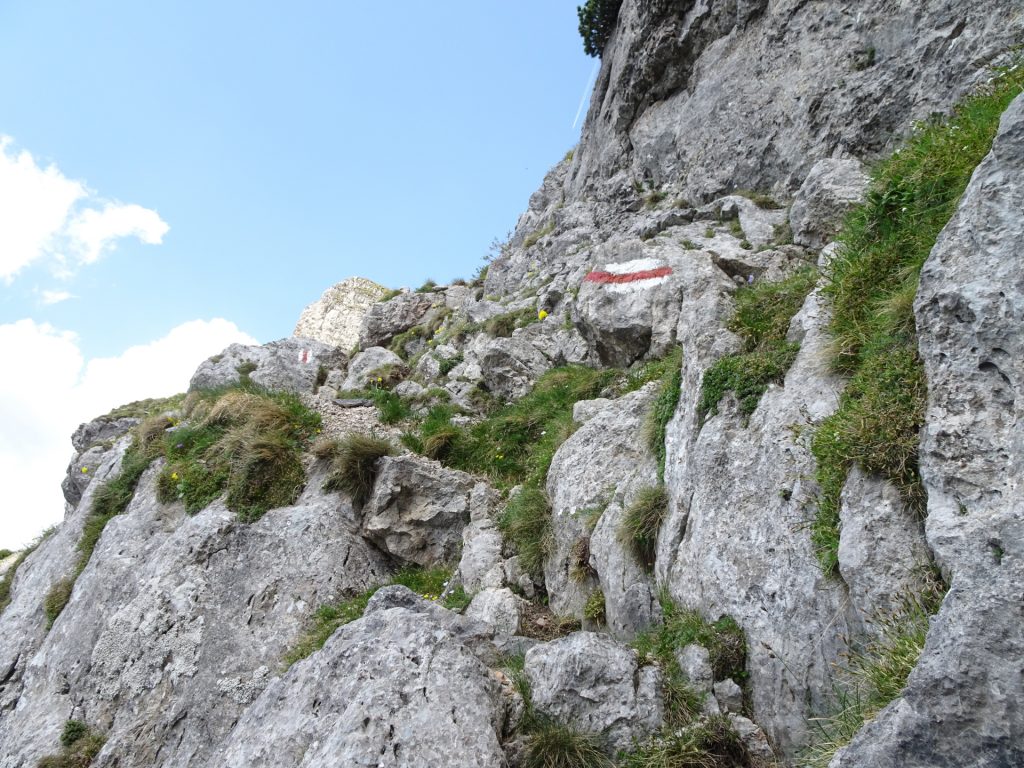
[620,485,668,570]
[583,589,606,624]
[499,488,552,579]
[318,433,395,505]
[810,61,1024,574]
[37,721,105,768]
[699,267,818,423]
[284,565,468,667]
[484,307,539,338]
[416,278,438,293]
[44,578,74,628]
[438,352,464,376]
[372,390,412,425]
[577,0,623,57]
[735,190,784,209]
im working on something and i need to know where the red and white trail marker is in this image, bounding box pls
[583,257,673,293]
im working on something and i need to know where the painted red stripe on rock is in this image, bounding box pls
[584,266,673,284]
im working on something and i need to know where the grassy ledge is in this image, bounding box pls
[284,565,469,667]
[38,720,105,768]
[810,61,1024,574]
[699,267,818,424]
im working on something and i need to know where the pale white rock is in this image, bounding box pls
[466,588,525,637]
[293,276,388,350]
[459,519,506,592]
[790,159,869,249]
[713,678,744,715]
[525,631,663,752]
[676,643,714,695]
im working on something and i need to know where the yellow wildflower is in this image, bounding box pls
[538,309,548,321]
[80,467,88,474]
[171,472,180,481]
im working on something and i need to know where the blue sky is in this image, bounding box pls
[0,1,597,546]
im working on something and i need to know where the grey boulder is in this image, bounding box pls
[789,159,869,249]
[189,337,346,394]
[359,291,434,349]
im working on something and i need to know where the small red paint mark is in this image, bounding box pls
[301,350,309,364]
[583,266,673,284]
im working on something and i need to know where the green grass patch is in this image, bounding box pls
[810,61,1024,574]
[522,220,555,249]
[498,487,552,580]
[37,720,105,768]
[44,578,75,629]
[484,307,540,338]
[316,433,396,505]
[619,485,668,571]
[522,720,612,768]
[634,594,748,722]
[622,714,754,768]
[157,387,321,521]
[101,393,185,421]
[642,348,683,480]
[284,565,468,667]
[799,585,944,767]
[699,267,818,423]
[583,589,606,624]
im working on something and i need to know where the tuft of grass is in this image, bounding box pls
[499,487,552,580]
[416,278,438,293]
[438,352,464,376]
[44,578,75,628]
[735,190,784,209]
[799,585,944,767]
[318,433,396,505]
[643,349,683,480]
[365,363,408,390]
[704,227,716,239]
[0,548,12,560]
[484,307,539,338]
[645,189,669,208]
[157,387,320,521]
[523,719,613,768]
[284,565,467,667]
[37,720,105,768]
[523,220,555,249]
[379,288,402,302]
[371,390,412,425]
[568,536,595,583]
[620,485,669,571]
[699,267,817,424]
[810,60,1024,574]
[622,715,753,768]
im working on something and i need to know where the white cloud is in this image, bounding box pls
[0,318,257,549]
[0,136,169,282]
[40,289,75,305]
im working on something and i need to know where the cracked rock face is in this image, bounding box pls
[833,92,1024,768]
[211,592,510,768]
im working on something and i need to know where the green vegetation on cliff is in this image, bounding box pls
[811,60,1024,574]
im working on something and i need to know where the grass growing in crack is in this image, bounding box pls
[810,61,1024,574]
[583,588,606,624]
[522,220,555,249]
[799,584,944,767]
[157,388,321,522]
[484,307,539,338]
[44,578,74,629]
[620,485,668,571]
[498,487,552,580]
[643,348,683,480]
[622,714,755,768]
[523,720,612,768]
[699,266,818,424]
[0,528,54,615]
[37,720,106,768]
[316,433,395,505]
[284,565,469,667]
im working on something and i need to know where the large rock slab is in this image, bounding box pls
[833,92,1024,768]
[789,159,869,249]
[341,345,404,391]
[0,463,390,767]
[362,456,499,566]
[190,337,347,394]
[210,590,509,768]
[524,631,662,752]
[293,276,389,350]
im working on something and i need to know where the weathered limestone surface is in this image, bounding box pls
[190,337,346,394]
[293,276,388,350]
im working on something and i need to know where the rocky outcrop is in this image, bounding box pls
[833,92,1024,768]
[359,291,434,350]
[189,337,347,394]
[361,456,500,566]
[210,587,510,768]
[789,159,869,249]
[341,345,404,391]
[569,0,1023,203]
[525,632,663,752]
[293,276,388,350]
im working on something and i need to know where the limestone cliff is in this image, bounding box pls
[1,3,1022,767]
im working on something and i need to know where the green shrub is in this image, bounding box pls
[37,720,105,768]
[583,589,606,624]
[371,390,412,425]
[577,0,623,57]
[416,278,438,293]
[438,352,464,376]
[699,267,817,423]
[318,433,395,505]
[620,485,669,570]
[799,585,944,767]
[499,488,552,579]
[284,565,467,667]
[810,60,1024,574]
[379,288,402,302]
